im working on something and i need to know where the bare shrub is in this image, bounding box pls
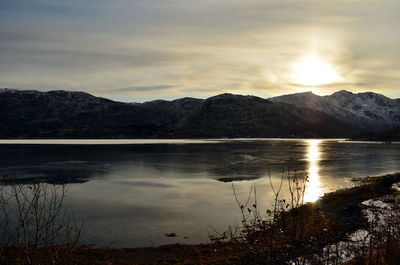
[354,204,400,265]
[0,177,83,265]
[210,166,331,264]
[219,169,400,265]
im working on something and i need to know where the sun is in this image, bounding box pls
[292,55,341,86]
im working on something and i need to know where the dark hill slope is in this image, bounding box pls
[0,89,359,138]
[174,94,358,138]
[351,125,400,141]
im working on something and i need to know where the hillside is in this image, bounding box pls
[0,89,359,138]
[270,90,400,131]
[351,125,400,141]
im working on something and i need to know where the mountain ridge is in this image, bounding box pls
[270,90,400,131]
[0,89,362,139]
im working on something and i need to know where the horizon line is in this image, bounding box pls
[0,87,398,103]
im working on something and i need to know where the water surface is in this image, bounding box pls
[0,139,399,247]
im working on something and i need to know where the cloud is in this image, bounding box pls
[1,0,400,100]
[111,85,175,93]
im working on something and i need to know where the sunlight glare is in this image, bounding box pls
[304,139,324,203]
[292,55,341,86]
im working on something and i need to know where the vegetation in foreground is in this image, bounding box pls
[1,173,399,265]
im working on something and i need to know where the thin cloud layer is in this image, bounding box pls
[1,0,399,101]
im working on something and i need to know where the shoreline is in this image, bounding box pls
[1,138,399,146]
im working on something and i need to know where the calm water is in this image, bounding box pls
[0,139,399,247]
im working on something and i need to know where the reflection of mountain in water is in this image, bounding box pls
[0,142,308,185]
[217,176,260,182]
[0,172,91,185]
[0,145,112,185]
[0,160,105,184]
[2,140,399,186]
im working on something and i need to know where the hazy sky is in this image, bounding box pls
[1,0,399,102]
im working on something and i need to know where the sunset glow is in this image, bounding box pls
[292,55,341,86]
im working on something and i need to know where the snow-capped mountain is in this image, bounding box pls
[270,90,400,131]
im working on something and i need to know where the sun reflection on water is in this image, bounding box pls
[304,139,324,202]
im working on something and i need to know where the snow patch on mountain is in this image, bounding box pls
[270,90,400,131]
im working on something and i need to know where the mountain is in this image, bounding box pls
[170,93,360,138]
[270,90,400,131]
[0,89,359,138]
[351,125,400,141]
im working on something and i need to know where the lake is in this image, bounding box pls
[0,139,399,247]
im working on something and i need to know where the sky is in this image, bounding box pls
[1,0,400,102]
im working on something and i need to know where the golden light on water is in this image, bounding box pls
[304,139,324,203]
[292,54,341,86]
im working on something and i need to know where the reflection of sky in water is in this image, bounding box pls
[0,139,399,247]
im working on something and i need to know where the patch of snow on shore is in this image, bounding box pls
[361,199,392,209]
[392,182,400,192]
[304,195,399,264]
